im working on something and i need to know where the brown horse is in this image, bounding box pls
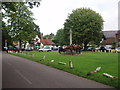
[59,45,81,55]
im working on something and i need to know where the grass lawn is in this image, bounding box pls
[10,51,119,88]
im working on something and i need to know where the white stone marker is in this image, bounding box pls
[28,52,30,56]
[94,67,101,72]
[103,73,115,79]
[32,54,34,58]
[69,60,73,69]
[40,55,46,61]
[43,55,46,59]
[58,62,66,65]
[50,60,54,63]
[87,67,101,76]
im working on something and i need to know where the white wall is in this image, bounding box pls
[34,35,40,43]
[40,43,44,48]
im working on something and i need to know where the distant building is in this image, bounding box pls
[101,30,120,47]
[40,33,55,48]
[12,33,55,50]
[33,35,41,50]
[116,30,120,46]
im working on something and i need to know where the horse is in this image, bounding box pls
[58,46,67,54]
[59,45,81,55]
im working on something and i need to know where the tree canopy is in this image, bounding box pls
[43,33,54,39]
[63,8,104,49]
[54,28,66,46]
[2,2,41,49]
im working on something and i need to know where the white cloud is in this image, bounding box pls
[31,0,119,35]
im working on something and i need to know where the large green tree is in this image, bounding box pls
[2,2,41,49]
[43,33,54,39]
[54,28,66,46]
[64,8,104,49]
[2,21,12,49]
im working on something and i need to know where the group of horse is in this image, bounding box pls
[58,45,81,55]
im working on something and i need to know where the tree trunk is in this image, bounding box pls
[19,39,22,50]
[84,42,88,51]
[24,41,27,49]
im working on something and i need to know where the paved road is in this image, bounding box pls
[2,52,114,88]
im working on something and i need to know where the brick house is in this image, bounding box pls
[116,30,120,46]
[40,33,55,48]
[101,30,120,47]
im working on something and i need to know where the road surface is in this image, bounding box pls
[2,52,114,88]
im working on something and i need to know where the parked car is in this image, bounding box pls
[95,47,100,51]
[21,48,25,51]
[25,47,32,51]
[39,46,52,52]
[7,47,19,52]
[115,47,120,53]
[111,47,116,53]
[52,47,59,51]
[87,47,96,51]
[99,46,109,52]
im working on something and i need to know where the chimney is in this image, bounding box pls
[40,33,43,40]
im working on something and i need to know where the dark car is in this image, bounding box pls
[52,47,59,51]
[99,46,109,52]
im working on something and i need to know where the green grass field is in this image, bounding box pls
[10,51,119,88]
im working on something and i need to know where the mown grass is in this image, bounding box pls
[10,51,119,88]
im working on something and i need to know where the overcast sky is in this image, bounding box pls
[31,0,119,35]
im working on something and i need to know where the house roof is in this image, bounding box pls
[101,38,115,45]
[40,39,55,45]
[103,31,118,38]
[101,30,119,45]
